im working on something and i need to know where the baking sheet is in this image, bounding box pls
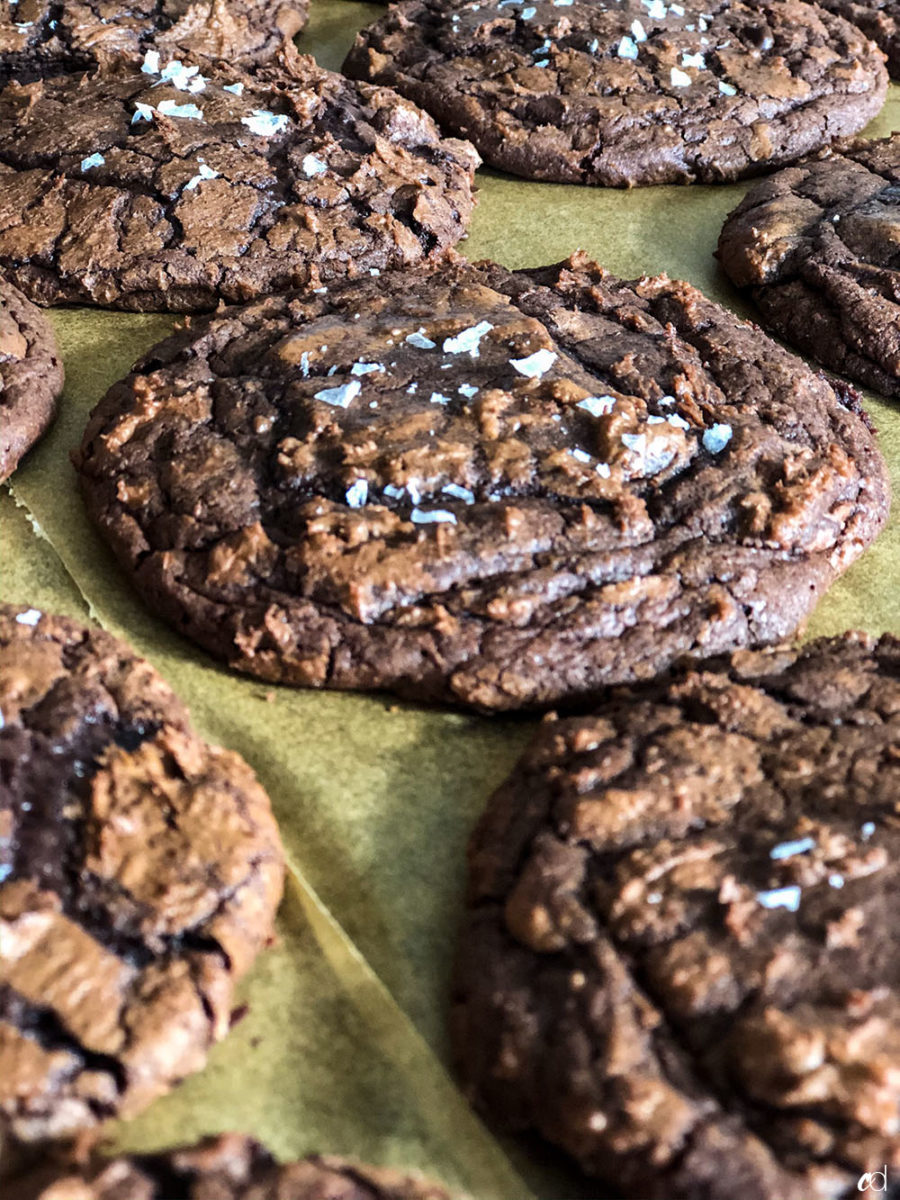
[1,4,898,1196]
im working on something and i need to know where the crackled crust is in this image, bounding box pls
[817,0,900,78]
[452,633,900,1198]
[0,54,480,312]
[74,254,888,711]
[9,1135,456,1199]
[0,0,308,84]
[343,0,887,187]
[718,133,900,401]
[0,277,62,481]
[0,606,285,1142]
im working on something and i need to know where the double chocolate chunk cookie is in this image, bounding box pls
[9,1134,454,1200]
[75,254,888,711]
[344,0,887,187]
[0,1,307,85]
[453,633,900,1198]
[0,278,63,481]
[818,0,900,79]
[0,53,479,311]
[0,606,284,1141]
[719,133,900,401]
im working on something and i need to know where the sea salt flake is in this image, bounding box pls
[458,383,479,398]
[520,5,536,15]
[443,320,493,357]
[642,0,666,18]
[596,462,611,478]
[757,886,801,912]
[571,448,592,463]
[718,79,737,95]
[80,152,105,171]
[682,51,705,68]
[670,66,692,87]
[577,395,616,417]
[184,162,219,190]
[141,50,161,74]
[242,109,288,136]
[406,330,436,350]
[301,153,328,177]
[15,609,41,626]
[510,348,557,378]
[631,18,647,39]
[314,380,361,408]
[862,821,876,840]
[351,361,383,376]
[702,422,732,453]
[770,836,816,861]
[430,392,452,405]
[443,483,475,503]
[617,35,638,59]
[829,874,845,889]
[345,480,368,508]
[223,82,244,95]
[383,484,405,499]
[156,99,203,120]
[132,102,156,123]
[411,508,457,525]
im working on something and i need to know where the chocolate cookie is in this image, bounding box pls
[718,134,900,401]
[0,277,63,481]
[9,1134,455,1200]
[74,253,888,711]
[0,53,479,311]
[0,0,308,85]
[343,0,887,187]
[817,0,900,78]
[0,605,284,1142]
[452,632,900,1199]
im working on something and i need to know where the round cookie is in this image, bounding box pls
[0,53,479,312]
[0,0,308,85]
[817,0,900,79]
[718,133,900,401]
[0,277,63,481]
[452,632,900,1199]
[8,1135,455,1200]
[0,605,284,1142]
[342,0,887,187]
[74,253,888,711]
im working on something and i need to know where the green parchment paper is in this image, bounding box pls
[2,5,898,1196]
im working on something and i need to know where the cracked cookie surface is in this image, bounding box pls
[0,277,63,481]
[817,0,900,79]
[343,0,887,187]
[0,605,284,1142]
[0,54,479,312]
[718,133,900,402]
[9,1134,456,1199]
[74,254,888,711]
[452,632,900,1198]
[0,0,308,84]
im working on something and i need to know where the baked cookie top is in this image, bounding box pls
[453,632,900,1198]
[343,0,887,187]
[719,133,900,401]
[0,276,63,482]
[0,52,479,311]
[0,606,284,1141]
[0,0,308,84]
[817,0,900,78]
[8,1135,455,1200]
[74,254,888,711]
